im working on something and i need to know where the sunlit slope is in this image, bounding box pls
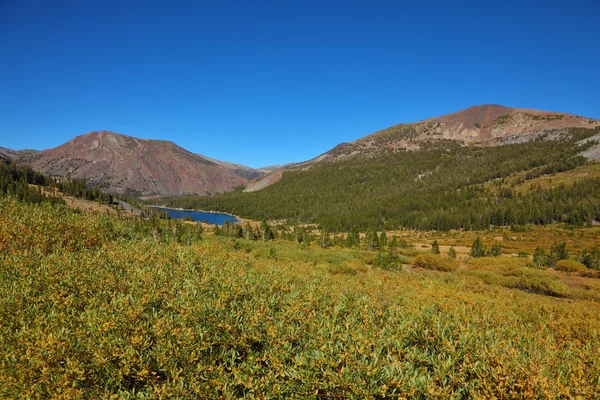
[161,127,600,230]
[1,198,600,398]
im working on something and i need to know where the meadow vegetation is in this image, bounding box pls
[2,196,600,398]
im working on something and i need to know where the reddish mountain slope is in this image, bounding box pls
[247,105,600,191]
[17,131,252,197]
[322,104,599,159]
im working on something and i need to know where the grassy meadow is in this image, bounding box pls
[1,197,600,398]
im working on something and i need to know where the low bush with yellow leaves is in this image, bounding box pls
[412,253,459,271]
[1,197,600,398]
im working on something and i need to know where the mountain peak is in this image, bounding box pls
[16,131,262,198]
[319,104,600,160]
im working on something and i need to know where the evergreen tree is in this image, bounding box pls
[379,230,388,250]
[319,228,331,249]
[294,226,305,243]
[345,228,360,248]
[365,229,379,250]
[448,246,457,259]
[431,240,440,254]
[470,237,486,258]
[235,224,243,238]
[533,246,547,267]
[548,242,568,267]
[260,220,274,242]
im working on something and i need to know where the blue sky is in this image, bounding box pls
[1,0,599,168]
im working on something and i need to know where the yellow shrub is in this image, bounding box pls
[466,257,529,272]
[555,259,586,273]
[412,253,459,272]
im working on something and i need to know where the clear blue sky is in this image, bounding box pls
[1,0,599,168]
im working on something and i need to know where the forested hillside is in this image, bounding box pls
[0,161,113,206]
[159,127,600,231]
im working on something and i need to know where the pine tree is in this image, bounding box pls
[448,246,457,259]
[533,246,547,267]
[260,220,274,242]
[319,228,331,249]
[345,228,360,248]
[379,230,388,250]
[470,237,486,258]
[431,240,440,254]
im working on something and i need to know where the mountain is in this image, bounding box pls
[0,147,20,162]
[200,155,265,181]
[318,104,599,161]
[15,131,262,198]
[161,105,600,231]
[244,104,600,189]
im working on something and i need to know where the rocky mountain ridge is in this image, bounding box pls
[246,104,599,190]
[322,104,599,160]
[3,105,598,197]
[12,131,263,198]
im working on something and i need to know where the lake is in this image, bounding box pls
[154,206,239,225]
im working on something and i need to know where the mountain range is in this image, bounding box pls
[2,104,598,197]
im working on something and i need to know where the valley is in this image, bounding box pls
[2,104,600,397]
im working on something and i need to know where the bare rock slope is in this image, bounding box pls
[248,105,599,190]
[321,104,599,160]
[17,131,258,197]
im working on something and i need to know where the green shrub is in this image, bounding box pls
[580,246,600,270]
[374,251,409,271]
[412,253,459,272]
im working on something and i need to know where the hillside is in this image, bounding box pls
[322,104,599,160]
[14,131,263,198]
[0,147,19,162]
[241,105,600,190]
[162,124,600,231]
[160,105,600,231]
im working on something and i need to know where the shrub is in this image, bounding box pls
[466,257,529,273]
[554,259,586,273]
[374,252,409,271]
[512,274,571,298]
[412,253,459,272]
[580,246,600,270]
[547,241,569,267]
[488,244,502,257]
[327,261,367,275]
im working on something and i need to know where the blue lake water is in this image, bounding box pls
[154,207,239,225]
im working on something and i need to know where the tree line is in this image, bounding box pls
[158,127,600,232]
